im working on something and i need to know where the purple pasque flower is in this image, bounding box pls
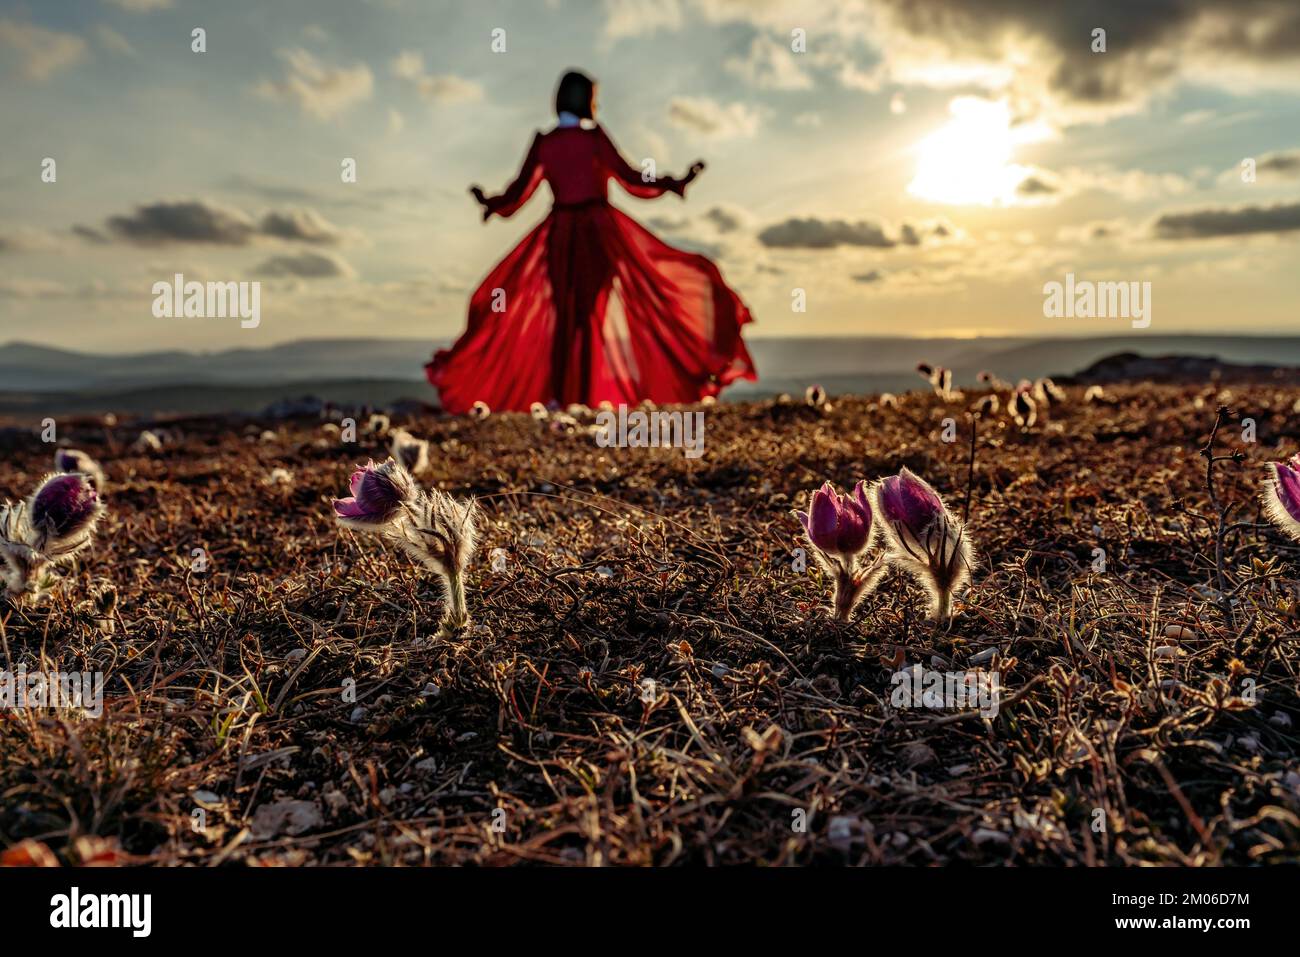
[794,480,882,621]
[797,481,872,559]
[54,447,106,492]
[333,459,416,531]
[874,468,974,621]
[1262,454,1300,542]
[876,469,943,543]
[26,472,104,558]
[331,459,479,636]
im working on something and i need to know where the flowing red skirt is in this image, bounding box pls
[425,203,757,413]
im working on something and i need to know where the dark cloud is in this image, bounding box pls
[759,218,895,249]
[852,270,884,283]
[72,224,110,244]
[1257,149,1300,177]
[758,216,951,250]
[702,206,746,233]
[259,209,342,244]
[80,199,350,247]
[1152,201,1300,239]
[104,200,258,245]
[874,0,1300,115]
[253,250,354,278]
[1016,175,1060,196]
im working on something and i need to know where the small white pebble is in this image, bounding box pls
[827,816,856,849]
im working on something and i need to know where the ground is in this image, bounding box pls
[1,381,1298,866]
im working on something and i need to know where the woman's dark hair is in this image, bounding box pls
[555,70,596,119]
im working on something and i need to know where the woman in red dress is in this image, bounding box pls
[425,70,757,413]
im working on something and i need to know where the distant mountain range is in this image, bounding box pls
[2,335,1299,417]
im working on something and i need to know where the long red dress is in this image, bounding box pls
[425,125,757,412]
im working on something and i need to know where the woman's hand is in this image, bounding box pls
[671,161,706,197]
[469,185,492,221]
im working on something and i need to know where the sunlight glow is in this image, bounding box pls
[907,97,1049,206]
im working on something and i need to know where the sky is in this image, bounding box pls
[1,0,1298,354]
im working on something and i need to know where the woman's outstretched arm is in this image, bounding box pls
[470,132,544,220]
[597,127,704,200]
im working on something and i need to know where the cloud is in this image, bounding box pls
[95,25,136,57]
[0,227,66,254]
[868,0,1300,125]
[852,269,884,283]
[390,51,482,104]
[255,48,373,120]
[0,19,88,81]
[1218,149,1300,184]
[1007,165,1193,205]
[757,216,952,249]
[603,0,684,39]
[259,208,345,245]
[106,200,258,245]
[253,251,355,279]
[1056,220,1129,244]
[725,36,813,90]
[101,0,173,11]
[1256,150,1300,177]
[702,205,750,233]
[1152,201,1300,239]
[88,199,352,246]
[667,96,761,139]
[1015,174,1059,198]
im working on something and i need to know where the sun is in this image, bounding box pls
[907,97,1046,206]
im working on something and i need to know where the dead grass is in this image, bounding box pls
[1,381,1298,865]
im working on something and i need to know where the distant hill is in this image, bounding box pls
[3,334,1300,418]
[0,337,437,392]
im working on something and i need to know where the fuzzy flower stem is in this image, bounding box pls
[934,589,952,623]
[439,565,470,635]
[832,563,856,622]
[963,412,979,524]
